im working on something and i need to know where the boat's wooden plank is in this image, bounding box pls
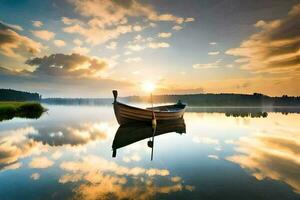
[120,110,182,120]
[120,113,152,120]
[119,113,182,123]
[119,109,182,119]
[113,98,186,125]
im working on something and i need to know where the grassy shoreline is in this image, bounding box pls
[0,102,45,121]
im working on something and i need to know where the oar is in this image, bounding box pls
[150,125,156,161]
[150,92,157,161]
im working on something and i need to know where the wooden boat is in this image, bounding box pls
[112,90,187,125]
[112,118,186,158]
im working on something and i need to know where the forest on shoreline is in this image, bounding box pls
[1,88,300,107]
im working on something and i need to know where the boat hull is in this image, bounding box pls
[113,101,186,125]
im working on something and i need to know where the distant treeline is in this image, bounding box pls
[42,93,300,107]
[186,106,300,114]
[1,88,300,106]
[0,89,41,101]
[131,93,300,106]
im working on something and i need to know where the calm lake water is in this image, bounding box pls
[0,105,299,200]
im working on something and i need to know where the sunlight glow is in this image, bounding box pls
[142,81,155,93]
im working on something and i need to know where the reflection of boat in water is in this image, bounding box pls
[112,118,186,159]
[112,90,186,125]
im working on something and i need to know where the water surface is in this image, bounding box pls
[0,105,299,200]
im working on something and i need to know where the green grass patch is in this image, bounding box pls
[0,102,46,121]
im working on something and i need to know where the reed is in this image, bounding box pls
[0,102,45,121]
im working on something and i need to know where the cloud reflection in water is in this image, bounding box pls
[227,132,300,194]
[59,154,194,200]
[0,127,46,170]
[27,122,110,146]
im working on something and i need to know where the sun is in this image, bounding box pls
[142,81,155,93]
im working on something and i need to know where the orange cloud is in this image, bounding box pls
[31,30,55,41]
[158,32,172,38]
[32,20,43,27]
[54,39,66,47]
[0,21,43,59]
[28,156,54,168]
[226,3,300,75]
[26,53,109,78]
[63,0,193,45]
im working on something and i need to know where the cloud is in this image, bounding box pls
[32,30,55,40]
[172,25,183,31]
[70,0,185,24]
[226,3,300,75]
[124,51,132,55]
[185,17,195,22]
[0,20,23,31]
[0,162,22,172]
[148,42,170,49]
[209,42,217,45]
[132,71,140,75]
[193,136,219,145]
[0,64,133,97]
[150,14,184,24]
[105,41,117,49]
[134,34,143,41]
[193,60,222,69]
[225,139,235,144]
[208,155,219,160]
[30,173,40,180]
[72,46,90,55]
[29,156,54,168]
[62,0,191,45]
[133,25,143,31]
[125,35,168,51]
[171,176,182,182]
[63,23,133,45]
[32,20,43,27]
[208,51,220,55]
[26,53,108,78]
[59,173,82,184]
[158,32,172,38]
[54,39,66,47]
[227,131,300,194]
[0,21,43,58]
[122,153,141,163]
[127,44,145,51]
[61,17,81,25]
[73,38,83,46]
[111,54,120,59]
[125,57,142,63]
[51,151,62,160]
[185,185,195,192]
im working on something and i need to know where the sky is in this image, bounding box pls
[0,0,299,98]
